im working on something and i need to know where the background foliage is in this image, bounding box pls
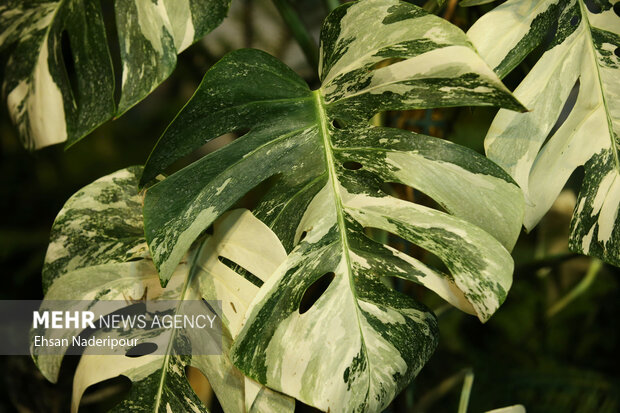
[0,0,618,412]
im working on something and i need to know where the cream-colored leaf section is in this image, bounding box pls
[384,151,523,250]
[328,46,504,102]
[197,209,288,336]
[320,0,468,84]
[7,34,68,149]
[162,0,195,51]
[385,246,477,316]
[468,0,559,72]
[134,0,173,56]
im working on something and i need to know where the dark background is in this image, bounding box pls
[1,0,618,412]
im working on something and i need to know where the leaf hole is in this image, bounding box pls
[299,272,335,314]
[541,79,580,151]
[218,256,263,287]
[583,0,602,14]
[332,119,344,129]
[185,366,214,406]
[125,342,158,358]
[371,57,406,70]
[614,2,620,17]
[299,231,308,242]
[614,46,620,58]
[99,0,123,107]
[60,30,79,107]
[343,161,363,170]
[364,227,450,276]
[78,376,131,412]
[229,171,279,211]
[570,15,580,26]
[162,130,247,178]
[385,182,448,214]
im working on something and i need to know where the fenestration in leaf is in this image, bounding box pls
[0,0,230,150]
[469,0,620,266]
[141,0,525,411]
[36,167,294,413]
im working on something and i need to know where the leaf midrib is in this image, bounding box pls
[312,89,373,407]
[579,0,620,173]
[152,242,203,412]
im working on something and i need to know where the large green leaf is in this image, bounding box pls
[468,0,620,266]
[0,0,230,150]
[36,167,294,413]
[141,0,525,411]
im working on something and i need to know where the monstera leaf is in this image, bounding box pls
[141,0,525,411]
[468,0,620,266]
[0,0,230,150]
[37,167,294,412]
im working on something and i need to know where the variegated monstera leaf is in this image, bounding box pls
[0,0,230,150]
[468,0,620,266]
[141,0,525,411]
[38,167,294,412]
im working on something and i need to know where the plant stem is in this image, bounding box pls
[457,369,474,413]
[272,0,319,71]
[433,302,453,318]
[442,0,458,21]
[547,258,603,318]
[515,252,580,273]
[323,0,341,12]
[413,369,469,412]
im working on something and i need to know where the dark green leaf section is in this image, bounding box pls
[0,0,230,149]
[142,50,318,282]
[547,0,581,50]
[494,2,560,79]
[2,0,115,149]
[141,48,314,185]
